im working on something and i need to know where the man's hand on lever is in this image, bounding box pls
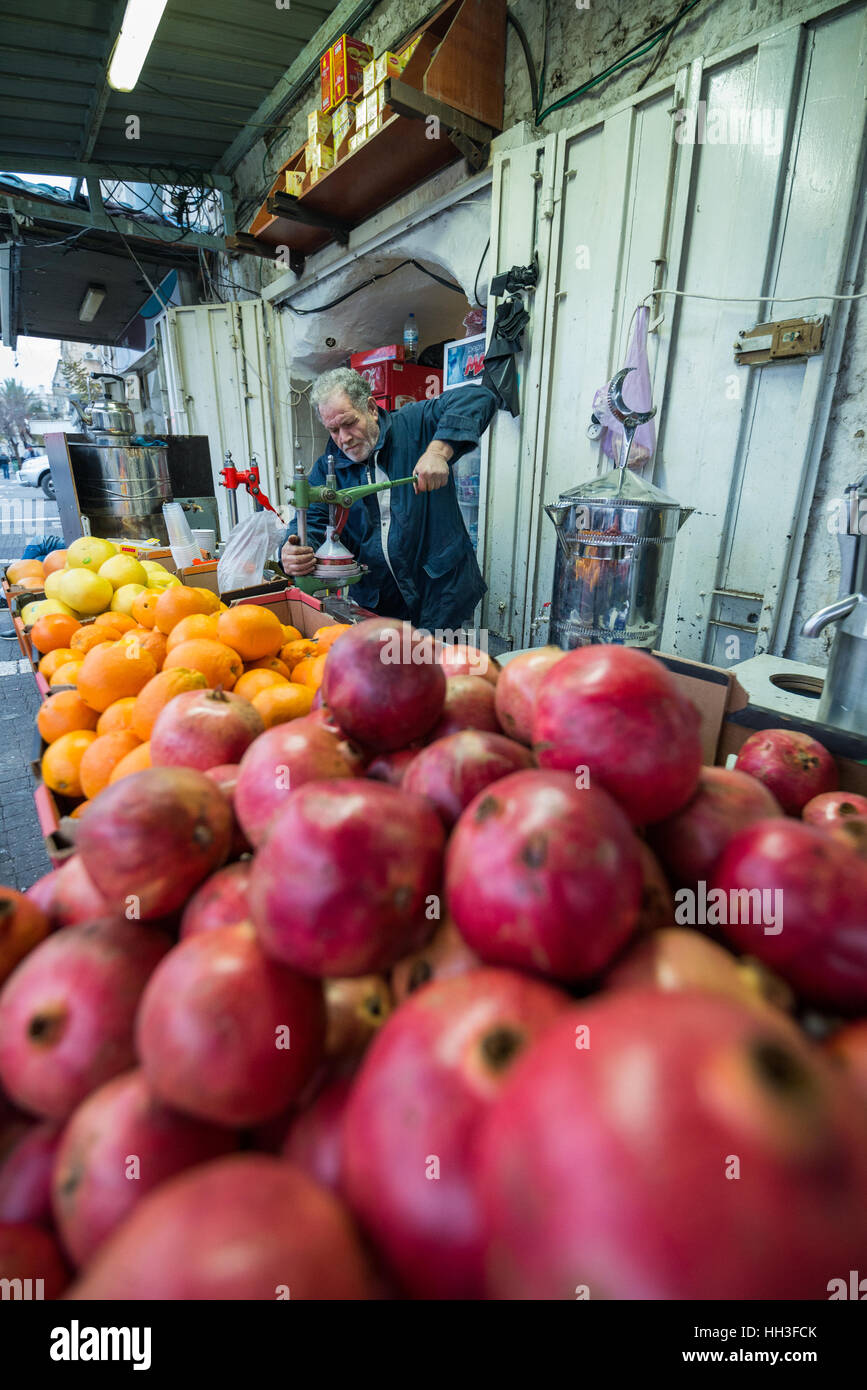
[281,533,317,576]
[412,440,453,493]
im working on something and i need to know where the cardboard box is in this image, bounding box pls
[331,97,355,149]
[307,108,332,142]
[328,34,372,108]
[374,50,405,86]
[319,46,333,112]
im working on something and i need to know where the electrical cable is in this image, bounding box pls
[283,258,466,316]
[507,11,538,120]
[474,237,491,307]
[536,0,704,123]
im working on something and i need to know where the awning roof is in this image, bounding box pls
[0,0,343,177]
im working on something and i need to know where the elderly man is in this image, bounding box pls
[279,367,497,630]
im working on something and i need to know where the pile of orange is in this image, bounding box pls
[37,598,353,807]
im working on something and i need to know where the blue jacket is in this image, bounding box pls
[278,385,497,630]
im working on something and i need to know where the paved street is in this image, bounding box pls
[0,474,64,890]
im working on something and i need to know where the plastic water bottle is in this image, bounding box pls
[403,312,418,363]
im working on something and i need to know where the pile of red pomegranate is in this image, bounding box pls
[2,621,867,1301]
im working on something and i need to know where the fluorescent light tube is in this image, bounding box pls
[79,285,107,322]
[107,0,169,92]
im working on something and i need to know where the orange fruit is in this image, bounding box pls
[31,613,81,654]
[216,605,284,661]
[37,690,99,743]
[131,590,161,628]
[96,697,138,735]
[165,612,219,652]
[119,628,167,670]
[6,559,44,585]
[41,729,98,797]
[281,624,302,644]
[43,549,68,576]
[163,639,243,690]
[79,730,143,800]
[131,667,208,739]
[313,623,351,650]
[69,799,91,820]
[71,625,119,657]
[50,660,85,688]
[252,682,315,728]
[245,656,291,680]
[233,669,289,702]
[279,638,318,672]
[154,586,220,634]
[76,643,158,712]
[109,740,151,783]
[93,611,136,634]
[291,653,327,689]
[39,647,78,680]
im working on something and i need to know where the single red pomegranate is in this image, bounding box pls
[429,676,501,738]
[647,766,783,887]
[179,861,253,939]
[825,1020,867,1106]
[251,780,445,977]
[26,855,110,930]
[364,747,419,786]
[342,967,570,1298]
[802,789,867,825]
[711,819,867,1012]
[436,641,499,685]
[0,917,171,1120]
[51,1068,236,1268]
[137,923,324,1126]
[634,841,676,932]
[322,618,446,752]
[735,728,838,815]
[325,976,392,1057]
[475,989,867,1298]
[403,730,534,829]
[66,1153,378,1299]
[494,646,566,745]
[234,716,364,848]
[0,889,50,985]
[604,927,778,1013]
[150,687,264,771]
[76,767,232,920]
[828,816,867,860]
[445,770,642,982]
[204,763,252,858]
[533,646,702,824]
[0,1120,62,1225]
[282,1073,355,1195]
[391,917,481,1004]
[0,1221,69,1298]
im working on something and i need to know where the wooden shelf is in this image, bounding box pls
[244,0,505,263]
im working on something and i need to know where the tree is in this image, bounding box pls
[0,379,38,455]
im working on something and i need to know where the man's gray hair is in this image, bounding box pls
[311,367,372,417]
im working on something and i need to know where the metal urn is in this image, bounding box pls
[543,368,692,650]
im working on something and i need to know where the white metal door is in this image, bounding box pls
[484,0,867,661]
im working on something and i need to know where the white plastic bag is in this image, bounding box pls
[217,511,285,594]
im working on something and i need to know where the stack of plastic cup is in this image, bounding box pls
[163,503,200,570]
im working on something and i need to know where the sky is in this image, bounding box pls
[0,337,62,393]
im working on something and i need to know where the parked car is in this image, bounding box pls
[17,454,55,499]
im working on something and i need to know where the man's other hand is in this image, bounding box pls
[281,535,317,576]
[412,442,452,493]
